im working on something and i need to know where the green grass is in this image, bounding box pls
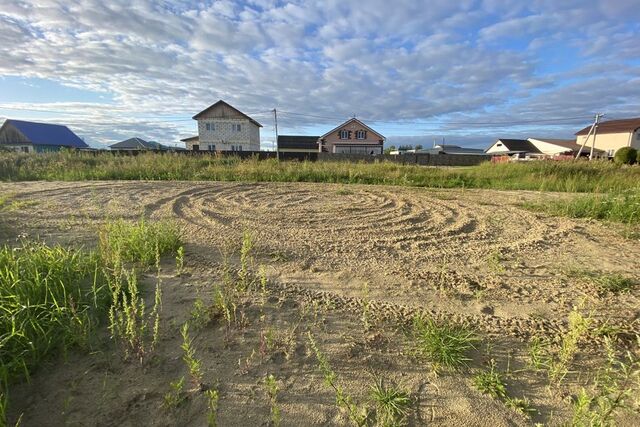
[563,268,637,295]
[1,151,639,194]
[369,378,412,426]
[99,218,182,267]
[525,189,640,227]
[411,315,478,371]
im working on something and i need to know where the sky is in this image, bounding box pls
[0,0,639,150]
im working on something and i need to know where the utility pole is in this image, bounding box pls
[576,113,604,160]
[589,113,603,160]
[273,108,279,161]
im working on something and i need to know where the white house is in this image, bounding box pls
[485,137,602,158]
[187,100,262,152]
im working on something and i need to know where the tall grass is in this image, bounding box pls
[1,151,638,194]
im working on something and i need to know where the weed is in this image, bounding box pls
[564,268,637,295]
[264,374,281,427]
[308,332,369,426]
[205,388,219,427]
[369,377,412,426]
[163,376,187,410]
[411,315,478,371]
[505,396,536,417]
[337,188,354,195]
[486,250,506,273]
[176,246,185,276]
[181,323,204,389]
[571,337,640,426]
[528,336,551,371]
[473,360,508,399]
[548,308,590,383]
[190,298,211,329]
[238,230,254,292]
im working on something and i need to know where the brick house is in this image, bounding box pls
[188,100,262,152]
[318,118,385,154]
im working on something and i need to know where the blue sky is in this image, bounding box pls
[0,0,639,149]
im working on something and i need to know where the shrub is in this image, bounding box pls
[614,147,637,165]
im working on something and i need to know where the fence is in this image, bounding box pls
[103,149,490,166]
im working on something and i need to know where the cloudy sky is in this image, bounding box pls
[0,0,639,149]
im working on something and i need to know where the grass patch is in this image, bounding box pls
[369,378,412,426]
[99,218,182,267]
[1,151,639,194]
[564,268,637,295]
[524,189,640,233]
[410,315,477,371]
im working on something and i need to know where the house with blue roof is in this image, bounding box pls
[0,119,89,153]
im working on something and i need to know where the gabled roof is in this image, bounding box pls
[1,119,88,148]
[489,138,540,153]
[320,118,385,140]
[180,135,199,142]
[575,118,640,136]
[109,137,166,150]
[192,100,263,127]
[277,135,320,150]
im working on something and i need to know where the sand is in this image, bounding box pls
[1,180,638,426]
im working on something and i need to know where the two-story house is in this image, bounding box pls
[575,117,640,158]
[318,118,385,154]
[187,100,262,152]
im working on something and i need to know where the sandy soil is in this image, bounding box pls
[1,181,639,426]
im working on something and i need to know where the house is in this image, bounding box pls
[318,118,384,155]
[0,119,89,152]
[485,137,603,159]
[485,139,541,157]
[110,137,168,151]
[190,100,262,152]
[575,117,640,157]
[277,135,320,153]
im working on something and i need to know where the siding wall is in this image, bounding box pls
[575,131,638,155]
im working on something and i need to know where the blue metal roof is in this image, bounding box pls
[6,119,88,148]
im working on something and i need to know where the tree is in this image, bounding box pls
[415,144,423,150]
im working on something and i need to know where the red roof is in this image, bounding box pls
[575,118,640,136]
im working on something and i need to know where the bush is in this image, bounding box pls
[637,149,640,164]
[614,147,637,165]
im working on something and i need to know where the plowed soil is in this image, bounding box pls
[1,180,638,426]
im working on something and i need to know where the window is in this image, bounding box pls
[205,123,215,131]
[208,144,215,151]
[636,132,640,140]
[231,145,235,151]
[21,146,29,153]
[239,146,242,152]
[496,143,503,147]
[232,124,241,132]
[339,130,350,139]
[205,123,210,131]
[356,130,366,140]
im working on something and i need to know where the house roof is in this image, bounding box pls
[109,138,166,150]
[529,138,605,154]
[2,119,88,148]
[575,118,640,136]
[489,139,541,153]
[192,100,263,127]
[180,135,199,142]
[277,135,320,150]
[319,118,385,140]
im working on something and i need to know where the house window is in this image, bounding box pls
[205,123,216,131]
[206,123,210,131]
[339,130,350,139]
[356,130,366,140]
[208,144,215,151]
[238,145,242,152]
[21,146,29,153]
[496,143,503,147]
[231,145,235,151]
[232,124,241,132]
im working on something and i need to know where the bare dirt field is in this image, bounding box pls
[1,181,639,426]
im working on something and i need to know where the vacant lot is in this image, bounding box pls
[1,181,639,426]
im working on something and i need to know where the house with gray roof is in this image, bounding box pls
[0,119,89,153]
[110,137,168,151]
